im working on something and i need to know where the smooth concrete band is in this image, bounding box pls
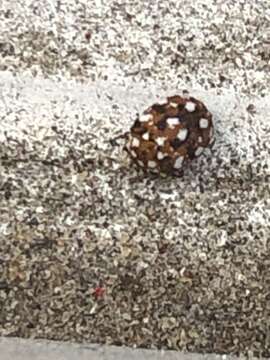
[0,337,243,360]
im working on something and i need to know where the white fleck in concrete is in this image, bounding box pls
[195,146,204,157]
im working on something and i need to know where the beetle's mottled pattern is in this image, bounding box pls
[125,94,214,176]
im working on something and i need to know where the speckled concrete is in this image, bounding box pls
[0,0,270,358]
[1,71,269,357]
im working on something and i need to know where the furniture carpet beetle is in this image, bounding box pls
[124,92,214,177]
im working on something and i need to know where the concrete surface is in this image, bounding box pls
[0,337,241,360]
[0,73,269,359]
[1,1,269,358]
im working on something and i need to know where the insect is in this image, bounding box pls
[124,93,214,177]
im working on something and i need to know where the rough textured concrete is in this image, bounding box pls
[1,0,270,357]
[0,72,269,358]
[0,337,240,360]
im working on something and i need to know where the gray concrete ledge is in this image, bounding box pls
[0,337,243,360]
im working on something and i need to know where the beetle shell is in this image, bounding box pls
[125,94,214,176]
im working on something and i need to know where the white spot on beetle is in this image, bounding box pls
[138,160,144,167]
[169,102,178,108]
[177,128,188,141]
[157,151,165,160]
[142,132,150,141]
[140,114,153,122]
[195,147,204,157]
[148,160,157,168]
[198,136,203,143]
[199,118,209,129]
[167,117,180,128]
[132,137,140,147]
[185,101,196,112]
[155,137,166,146]
[174,156,184,169]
